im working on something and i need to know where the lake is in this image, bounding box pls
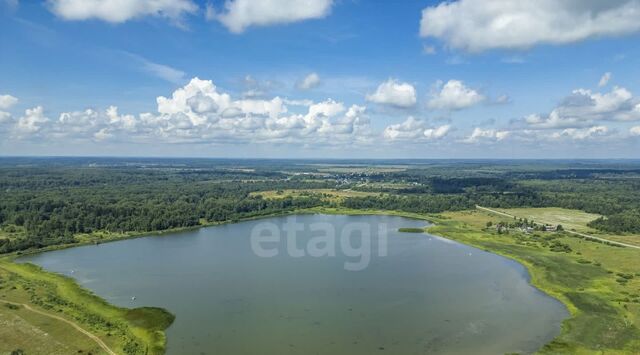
[18,214,568,354]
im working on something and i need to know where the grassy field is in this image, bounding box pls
[250,188,379,201]
[1,300,101,354]
[0,259,174,355]
[603,234,640,247]
[496,207,601,232]
[490,207,640,247]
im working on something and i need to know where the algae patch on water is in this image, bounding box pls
[398,227,425,233]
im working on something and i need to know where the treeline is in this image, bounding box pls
[0,166,287,191]
[0,191,322,253]
[352,167,640,233]
[341,191,546,214]
[0,167,329,253]
[345,180,640,234]
[342,194,473,213]
[588,211,640,234]
[2,161,640,254]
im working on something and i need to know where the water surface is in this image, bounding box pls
[19,214,567,354]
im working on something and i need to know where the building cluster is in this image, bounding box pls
[493,221,561,234]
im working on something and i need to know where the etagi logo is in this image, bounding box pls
[250,216,388,271]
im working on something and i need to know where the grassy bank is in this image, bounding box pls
[0,258,174,354]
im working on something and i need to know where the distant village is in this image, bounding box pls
[488,218,563,234]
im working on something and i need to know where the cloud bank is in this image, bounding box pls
[48,0,198,24]
[2,78,637,154]
[522,86,640,129]
[212,0,334,33]
[420,0,640,52]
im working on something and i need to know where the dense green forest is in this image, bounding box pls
[588,211,640,234]
[0,163,328,253]
[1,158,639,254]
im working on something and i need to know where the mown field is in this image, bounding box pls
[250,188,379,201]
[1,299,101,354]
[496,207,601,232]
[493,207,640,247]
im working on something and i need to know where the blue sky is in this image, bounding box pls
[1,0,640,158]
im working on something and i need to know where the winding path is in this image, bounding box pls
[475,205,640,250]
[0,299,117,355]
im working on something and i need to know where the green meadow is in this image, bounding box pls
[0,258,174,354]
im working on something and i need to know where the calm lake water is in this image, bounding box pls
[19,214,567,354]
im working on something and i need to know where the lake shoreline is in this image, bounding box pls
[2,206,632,353]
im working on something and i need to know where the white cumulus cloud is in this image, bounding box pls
[383,116,424,140]
[551,126,610,140]
[366,79,417,108]
[464,127,509,143]
[383,116,451,141]
[630,126,640,136]
[424,124,451,140]
[48,0,198,24]
[523,86,640,129]
[6,78,373,147]
[0,95,19,124]
[93,128,113,141]
[420,0,640,52]
[15,106,49,135]
[297,72,321,90]
[427,80,484,110]
[212,0,334,33]
[599,72,612,87]
[0,94,18,110]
